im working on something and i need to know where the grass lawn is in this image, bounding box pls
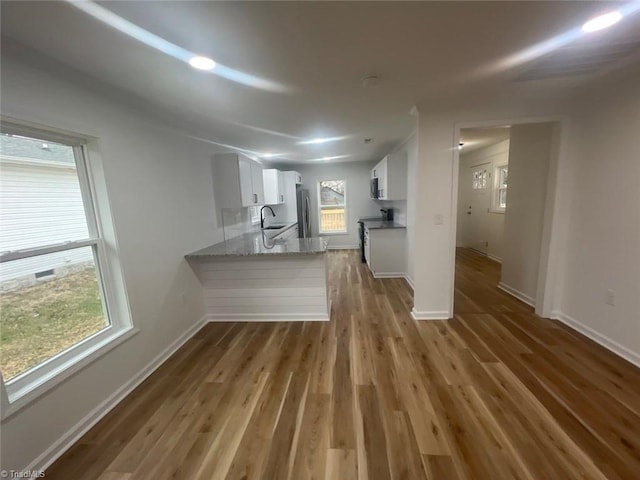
[0,268,106,381]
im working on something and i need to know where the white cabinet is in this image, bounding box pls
[263,169,286,205]
[278,171,286,203]
[238,155,254,206]
[364,227,371,265]
[213,153,264,208]
[292,171,302,184]
[278,171,303,223]
[372,157,388,199]
[364,226,406,277]
[371,152,406,200]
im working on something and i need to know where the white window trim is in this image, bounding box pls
[490,160,509,214]
[317,178,348,235]
[0,119,135,419]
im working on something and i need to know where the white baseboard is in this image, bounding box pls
[411,308,451,320]
[404,274,415,290]
[327,245,359,250]
[551,311,640,368]
[206,312,330,322]
[487,253,502,264]
[373,272,406,279]
[497,282,535,307]
[26,316,207,473]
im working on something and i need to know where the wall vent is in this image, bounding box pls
[35,269,54,279]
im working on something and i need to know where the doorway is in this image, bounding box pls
[456,128,510,262]
[453,121,561,316]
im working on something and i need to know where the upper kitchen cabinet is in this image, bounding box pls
[263,169,286,205]
[371,152,407,200]
[212,153,265,208]
[276,171,303,223]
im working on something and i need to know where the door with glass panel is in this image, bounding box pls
[465,162,491,254]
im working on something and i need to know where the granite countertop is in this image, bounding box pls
[186,232,328,258]
[359,219,406,229]
[263,221,297,239]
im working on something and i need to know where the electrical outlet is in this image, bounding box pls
[605,289,616,306]
[434,214,444,225]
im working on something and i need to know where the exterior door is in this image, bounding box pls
[465,162,491,254]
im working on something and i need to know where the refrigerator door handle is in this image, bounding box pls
[305,197,311,237]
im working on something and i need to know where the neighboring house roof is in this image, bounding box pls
[0,133,75,166]
[321,186,344,197]
[320,186,345,205]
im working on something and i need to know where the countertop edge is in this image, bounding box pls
[185,234,328,258]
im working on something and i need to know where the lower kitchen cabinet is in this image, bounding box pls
[364,226,406,277]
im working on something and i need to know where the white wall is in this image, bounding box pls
[456,139,509,261]
[501,123,554,304]
[276,161,380,248]
[404,133,417,286]
[0,48,224,470]
[375,132,416,284]
[411,83,573,319]
[410,60,640,364]
[556,66,640,363]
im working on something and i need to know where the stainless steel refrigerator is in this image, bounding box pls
[296,186,311,238]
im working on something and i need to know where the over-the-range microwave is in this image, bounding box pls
[370,177,379,199]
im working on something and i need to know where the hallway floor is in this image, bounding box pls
[47,249,640,479]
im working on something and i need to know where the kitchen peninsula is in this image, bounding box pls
[186,232,330,322]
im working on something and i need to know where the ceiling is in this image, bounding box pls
[2,1,639,164]
[460,127,511,154]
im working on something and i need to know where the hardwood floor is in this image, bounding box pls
[46,248,640,479]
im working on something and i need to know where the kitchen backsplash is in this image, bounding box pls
[377,200,407,225]
[221,208,260,241]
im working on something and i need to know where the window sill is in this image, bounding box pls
[2,326,139,420]
[489,209,506,214]
[319,231,348,236]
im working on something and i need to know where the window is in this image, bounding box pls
[0,122,132,410]
[472,167,489,190]
[491,164,508,213]
[318,179,347,234]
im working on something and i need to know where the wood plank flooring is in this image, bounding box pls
[46,248,640,479]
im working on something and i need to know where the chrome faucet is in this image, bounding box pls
[260,205,276,229]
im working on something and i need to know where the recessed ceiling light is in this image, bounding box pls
[188,56,216,71]
[582,11,623,33]
[362,75,380,88]
[298,136,348,145]
[309,154,350,162]
[302,138,332,145]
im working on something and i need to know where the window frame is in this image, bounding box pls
[0,119,135,418]
[317,178,348,235]
[490,161,509,214]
